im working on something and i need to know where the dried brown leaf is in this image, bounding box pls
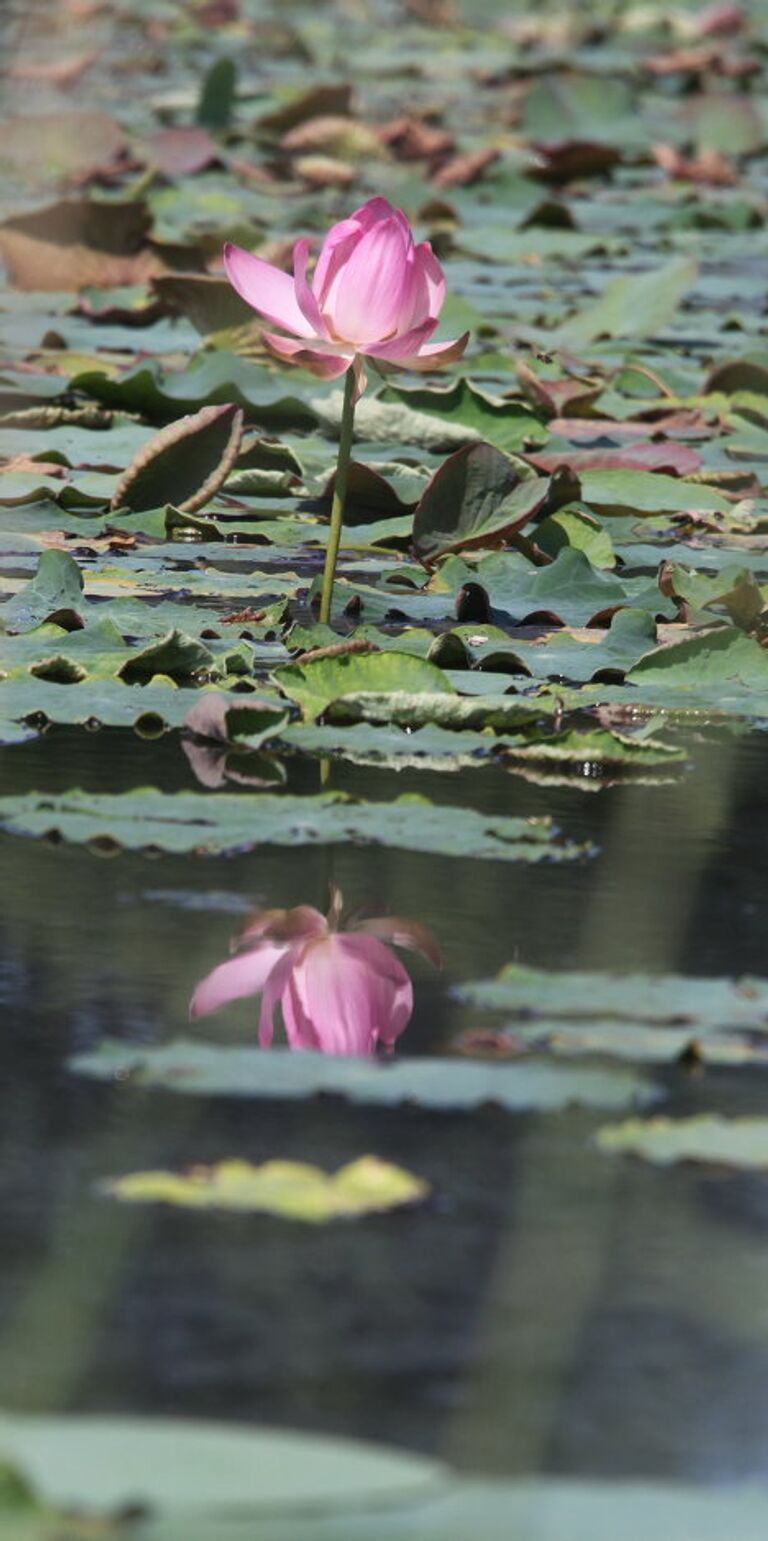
[433,147,500,188]
[7,49,100,88]
[0,112,127,182]
[294,155,356,188]
[653,143,738,186]
[377,116,454,162]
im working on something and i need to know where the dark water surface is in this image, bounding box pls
[2,725,768,1482]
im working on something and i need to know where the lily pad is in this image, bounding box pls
[412,443,568,563]
[455,964,768,1028]
[71,1040,656,1113]
[596,1116,768,1171]
[273,650,454,720]
[0,1414,441,1517]
[0,788,585,861]
[1,551,83,635]
[110,403,244,514]
[554,257,698,347]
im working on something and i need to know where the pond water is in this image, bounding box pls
[2,722,768,1486]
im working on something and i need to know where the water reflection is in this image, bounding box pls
[190,886,441,1056]
[182,696,285,789]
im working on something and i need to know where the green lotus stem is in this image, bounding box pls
[319,366,356,625]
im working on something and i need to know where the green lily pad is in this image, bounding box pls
[273,650,454,720]
[71,1039,655,1113]
[627,627,768,710]
[0,1413,441,1518]
[1,551,83,635]
[554,258,698,348]
[455,964,768,1028]
[0,788,585,861]
[412,443,566,564]
[596,1116,768,1171]
[379,380,546,456]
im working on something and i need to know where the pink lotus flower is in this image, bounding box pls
[190,889,441,1057]
[223,196,468,385]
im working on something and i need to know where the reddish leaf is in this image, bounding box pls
[525,444,702,476]
[517,363,603,419]
[653,143,738,186]
[433,147,500,188]
[377,117,454,163]
[142,127,220,177]
[697,2,747,35]
[7,50,100,88]
[549,412,715,442]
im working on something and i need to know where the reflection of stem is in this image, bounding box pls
[319,755,335,905]
[319,366,357,625]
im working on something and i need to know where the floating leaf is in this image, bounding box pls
[596,1116,768,1170]
[71,1040,656,1113]
[0,199,164,292]
[0,789,585,862]
[0,112,127,182]
[461,1021,763,1067]
[0,1413,439,1518]
[438,547,670,629]
[553,257,698,347]
[455,965,768,1029]
[499,727,685,774]
[273,650,454,720]
[184,693,291,748]
[627,627,768,707]
[379,380,546,456]
[0,551,83,635]
[110,403,244,514]
[152,273,254,335]
[101,1156,430,1221]
[579,467,731,518]
[472,608,659,684]
[325,691,545,733]
[0,678,233,733]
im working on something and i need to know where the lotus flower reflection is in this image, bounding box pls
[190,889,441,1057]
[223,196,468,386]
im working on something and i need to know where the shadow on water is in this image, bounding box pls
[0,723,768,1480]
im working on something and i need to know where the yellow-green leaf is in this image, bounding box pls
[100,1156,430,1222]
